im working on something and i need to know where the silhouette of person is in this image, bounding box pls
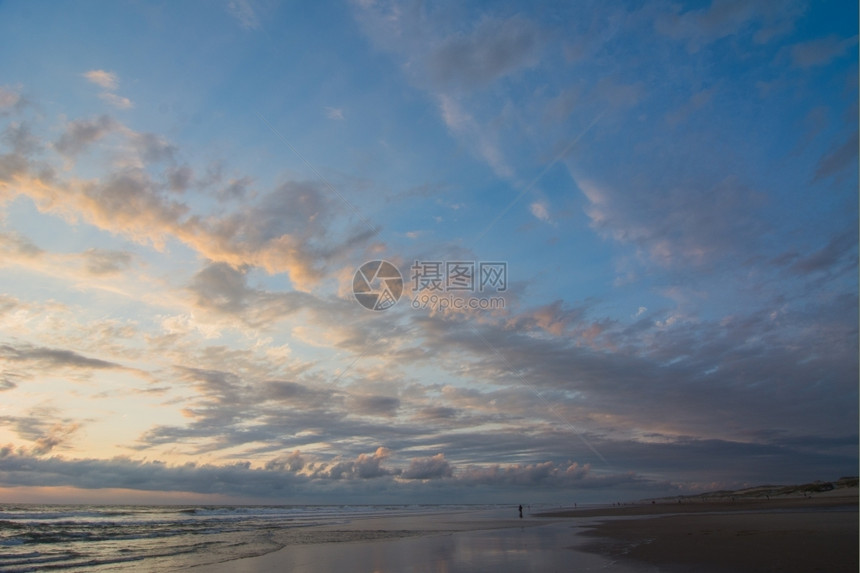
[518,504,523,518]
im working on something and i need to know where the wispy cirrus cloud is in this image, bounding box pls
[813,130,858,181]
[572,173,766,268]
[99,92,133,110]
[653,0,805,52]
[0,343,124,371]
[83,70,118,90]
[325,107,345,120]
[427,15,541,89]
[791,34,859,68]
[226,0,260,30]
[83,70,133,109]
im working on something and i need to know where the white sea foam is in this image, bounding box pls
[0,503,505,571]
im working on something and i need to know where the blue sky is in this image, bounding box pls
[0,0,857,504]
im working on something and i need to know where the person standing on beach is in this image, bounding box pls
[518,505,523,518]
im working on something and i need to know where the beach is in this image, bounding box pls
[2,495,853,571]
[544,489,859,573]
[186,490,858,573]
[189,508,644,573]
[2,504,586,572]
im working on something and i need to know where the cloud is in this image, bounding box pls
[401,453,452,479]
[416,406,458,421]
[408,300,857,448]
[264,450,304,472]
[351,4,537,179]
[507,299,589,336]
[457,461,589,486]
[227,0,260,30]
[573,174,765,267]
[308,447,399,480]
[0,430,852,500]
[0,343,124,371]
[437,95,512,178]
[99,92,133,109]
[83,70,119,90]
[3,297,855,496]
[167,164,194,192]
[0,86,21,110]
[59,169,189,248]
[0,447,662,502]
[6,115,376,291]
[529,201,550,222]
[83,70,133,109]
[349,395,401,417]
[543,87,580,124]
[0,231,43,259]
[0,152,30,184]
[0,376,17,391]
[428,16,541,89]
[189,262,251,314]
[353,447,395,478]
[654,0,804,52]
[0,410,81,455]
[132,363,350,455]
[0,451,307,497]
[54,115,117,157]
[3,122,40,155]
[261,381,332,408]
[82,248,133,275]
[31,422,81,455]
[217,176,253,201]
[3,152,848,490]
[1,48,855,504]
[0,340,145,387]
[814,131,858,181]
[127,131,176,163]
[666,87,716,126]
[791,35,858,69]
[186,181,376,289]
[325,107,345,120]
[787,232,857,276]
[593,77,643,110]
[186,261,319,327]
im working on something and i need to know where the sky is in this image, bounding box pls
[0,0,857,505]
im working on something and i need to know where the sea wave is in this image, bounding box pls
[0,504,498,571]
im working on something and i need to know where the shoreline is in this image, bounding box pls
[179,493,859,572]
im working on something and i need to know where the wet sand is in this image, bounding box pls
[542,491,859,573]
[186,508,644,572]
[184,493,858,572]
[579,509,857,572]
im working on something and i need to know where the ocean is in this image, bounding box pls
[0,503,503,572]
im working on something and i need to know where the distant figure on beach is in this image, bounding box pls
[518,505,523,518]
